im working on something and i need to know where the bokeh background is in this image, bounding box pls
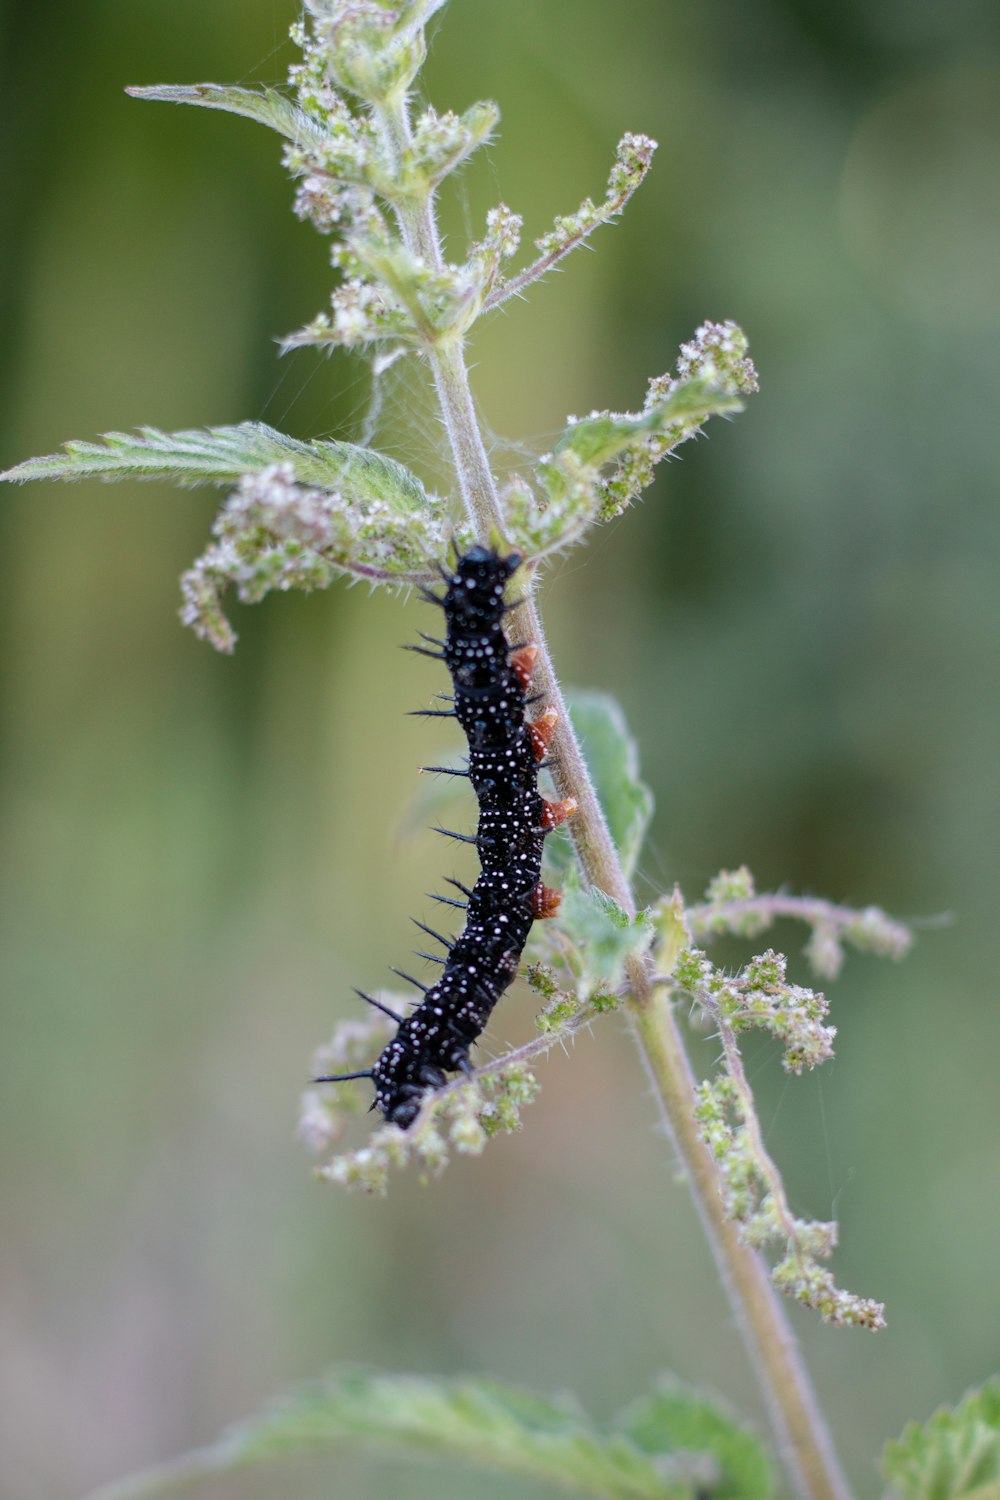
[2,1,999,1496]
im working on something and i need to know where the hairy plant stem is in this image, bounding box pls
[378,95,506,537]
[378,86,851,1500]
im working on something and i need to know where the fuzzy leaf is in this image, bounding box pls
[557,872,656,993]
[571,690,653,878]
[0,422,430,511]
[619,1381,772,1500]
[82,1368,715,1500]
[126,84,325,147]
[883,1381,1000,1500]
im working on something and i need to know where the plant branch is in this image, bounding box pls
[690,892,908,941]
[482,132,657,312]
[689,889,913,979]
[715,1005,828,1283]
[483,228,606,312]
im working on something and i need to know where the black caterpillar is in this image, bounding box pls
[316,546,571,1129]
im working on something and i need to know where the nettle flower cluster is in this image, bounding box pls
[674,934,881,1328]
[0,0,912,1332]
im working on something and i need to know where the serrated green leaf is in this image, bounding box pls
[558,870,655,990]
[0,422,430,512]
[883,1381,1000,1500]
[126,83,325,148]
[592,887,634,930]
[82,1368,710,1500]
[617,1380,773,1500]
[543,691,652,883]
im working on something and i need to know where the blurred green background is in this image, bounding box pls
[2,1,999,1497]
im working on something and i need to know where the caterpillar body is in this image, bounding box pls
[317,546,572,1129]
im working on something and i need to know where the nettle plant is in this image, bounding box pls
[7,5,996,1500]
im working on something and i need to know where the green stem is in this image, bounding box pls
[375,83,852,1500]
[376,96,505,539]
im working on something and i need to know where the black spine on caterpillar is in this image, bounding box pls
[318,546,566,1131]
